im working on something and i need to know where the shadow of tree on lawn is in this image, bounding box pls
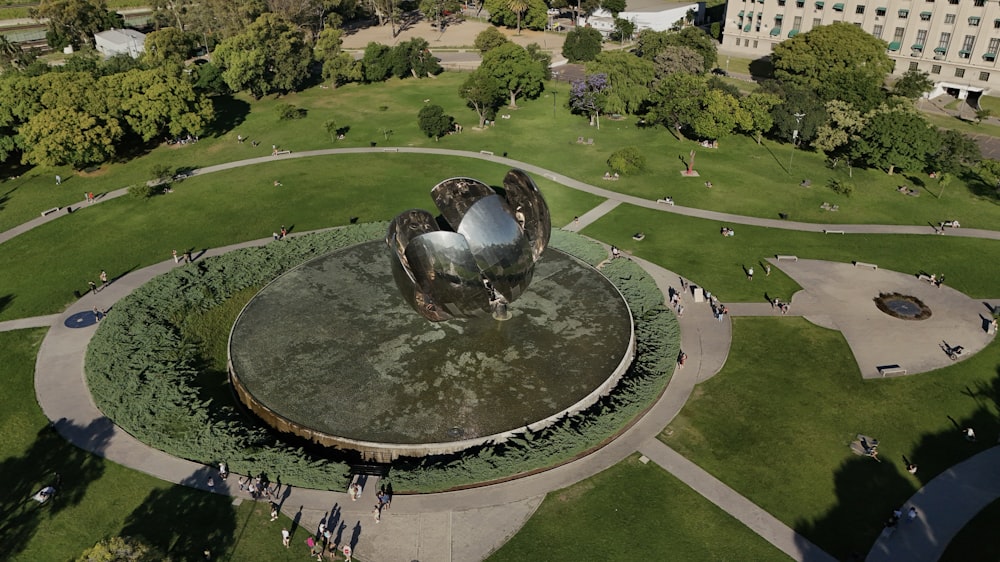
[0,417,112,560]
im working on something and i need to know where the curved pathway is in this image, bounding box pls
[5,148,999,560]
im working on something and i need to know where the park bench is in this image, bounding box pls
[382,148,399,152]
[480,150,494,156]
[775,255,798,261]
[41,207,60,217]
[917,274,935,282]
[274,150,291,156]
[349,462,391,478]
[878,365,907,377]
[820,202,839,211]
[586,138,594,145]
[853,261,878,270]
[823,229,845,234]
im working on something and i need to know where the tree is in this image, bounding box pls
[213,13,312,98]
[770,86,827,146]
[389,38,441,78]
[360,42,393,82]
[314,27,361,86]
[851,108,940,175]
[474,27,509,53]
[813,99,864,161]
[585,50,654,115]
[690,89,750,142]
[484,0,548,31]
[635,29,670,60]
[480,42,546,107]
[607,146,645,174]
[601,0,625,15]
[928,129,980,175]
[20,106,123,168]
[0,36,22,70]
[645,71,707,135]
[182,0,268,44]
[324,118,338,141]
[662,27,717,71]
[652,45,703,77]
[892,69,934,100]
[460,69,504,128]
[771,23,893,102]
[32,0,123,50]
[507,0,529,34]
[419,0,462,31]
[975,108,993,124]
[143,27,196,65]
[417,104,454,139]
[569,73,609,128]
[610,17,635,44]
[101,68,215,141]
[561,27,603,63]
[77,535,164,562]
[525,43,552,80]
[740,92,781,144]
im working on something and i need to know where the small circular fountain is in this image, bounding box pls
[874,292,932,320]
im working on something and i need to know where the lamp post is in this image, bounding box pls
[552,87,557,118]
[789,112,805,174]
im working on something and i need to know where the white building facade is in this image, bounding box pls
[582,3,707,37]
[94,29,146,58]
[722,0,1000,97]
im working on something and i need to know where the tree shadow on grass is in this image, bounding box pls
[0,293,13,316]
[120,466,238,560]
[794,370,1000,559]
[0,418,112,560]
[205,95,251,138]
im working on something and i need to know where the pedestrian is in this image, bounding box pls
[342,545,352,561]
[372,504,381,523]
[89,281,97,294]
[99,270,107,287]
[172,249,179,263]
[238,476,247,491]
[92,306,102,321]
[348,482,360,501]
[747,266,754,281]
[270,502,279,521]
[677,351,687,368]
[907,463,918,474]
[273,180,282,187]
[318,522,326,538]
[677,304,684,317]
[88,191,94,203]
[207,477,215,489]
[781,303,789,315]
[280,226,287,240]
[56,175,61,185]
[237,134,244,143]
[963,427,976,441]
[183,250,192,263]
[219,462,228,480]
[907,507,918,521]
[281,528,290,548]
[765,264,771,276]
[322,527,332,545]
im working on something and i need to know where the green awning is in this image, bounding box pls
[775,13,783,19]
[795,0,804,4]
[934,46,947,53]
[833,2,844,10]
[898,9,909,15]
[788,29,800,37]
[748,11,754,17]
[888,41,901,51]
[959,49,971,55]
[912,43,923,50]
[968,16,980,24]
[737,10,744,16]
[985,52,997,61]
[920,11,932,18]
[758,0,765,4]
[876,6,887,13]
[770,27,782,35]
[815,1,824,7]
[744,23,752,31]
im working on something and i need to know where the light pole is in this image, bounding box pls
[789,112,805,174]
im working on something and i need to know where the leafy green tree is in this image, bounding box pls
[663,27,716,71]
[507,0,529,34]
[607,146,645,174]
[417,104,454,139]
[602,0,625,14]
[569,73,609,127]
[813,99,864,158]
[213,13,312,98]
[150,0,195,30]
[0,36,23,70]
[314,27,362,86]
[419,0,462,30]
[635,29,670,60]
[32,0,123,50]
[361,42,393,82]
[975,108,993,124]
[192,61,228,94]
[143,27,196,65]
[101,68,214,140]
[928,129,981,175]
[690,89,750,142]
[20,106,123,167]
[484,0,548,31]
[480,42,546,107]
[390,38,442,78]
[611,17,635,44]
[585,50,654,115]
[851,108,940,175]
[739,92,781,144]
[474,26,509,53]
[645,71,706,135]
[892,69,934,100]
[182,0,268,44]
[77,535,164,562]
[460,69,504,128]
[99,53,145,76]
[324,118,338,141]
[770,86,827,146]
[653,45,703,77]
[525,43,552,80]
[771,23,893,102]
[562,27,603,62]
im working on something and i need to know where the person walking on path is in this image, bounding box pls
[88,281,97,294]
[372,504,382,523]
[281,528,290,548]
[99,270,108,288]
[56,175,61,185]
[907,506,918,522]
[747,266,754,281]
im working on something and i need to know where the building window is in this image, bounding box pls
[961,35,975,57]
[778,0,786,5]
[938,32,951,52]
[955,68,965,77]
[796,0,804,6]
[974,0,984,5]
[909,61,919,71]
[893,27,905,43]
[995,18,1000,29]
[990,37,1000,54]
[793,15,803,29]
[873,24,884,38]
[875,7,886,16]
[947,0,958,4]
[753,40,759,48]
[931,64,942,73]
[899,9,908,18]
[813,17,822,26]
[856,5,865,13]
[944,14,955,23]
[980,72,991,81]
[920,11,932,20]
[915,29,928,47]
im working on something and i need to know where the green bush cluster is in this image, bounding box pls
[86,223,386,489]
[86,227,679,492]
[607,146,646,175]
[276,104,308,120]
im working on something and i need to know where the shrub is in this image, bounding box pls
[562,27,603,63]
[127,183,159,198]
[607,146,646,175]
[710,22,721,40]
[417,104,454,139]
[276,104,307,120]
[828,178,854,197]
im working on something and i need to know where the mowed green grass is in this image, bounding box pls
[0,329,312,562]
[488,455,789,562]
[0,153,602,321]
[3,72,999,233]
[582,203,1000,302]
[662,318,1000,559]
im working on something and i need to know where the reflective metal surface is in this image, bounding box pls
[387,169,550,322]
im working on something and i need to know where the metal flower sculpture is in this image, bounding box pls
[386,169,551,322]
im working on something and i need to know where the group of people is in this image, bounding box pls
[171,249,193,263]
[238,472,280,501]
[602,171,620,181]
[720,227,735,237]
[273,225,289,240]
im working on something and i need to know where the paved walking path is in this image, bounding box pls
[6,148,1000,560]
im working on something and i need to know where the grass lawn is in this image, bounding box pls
[582,203,1000,303]
[488,454,789,562]
[4,73,999,233]
[0,153,602,321]
[0,329,316,562]
[661,318,1000,559]
[940,496,1000,561]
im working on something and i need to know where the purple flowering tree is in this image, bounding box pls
[569,73,609,130]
